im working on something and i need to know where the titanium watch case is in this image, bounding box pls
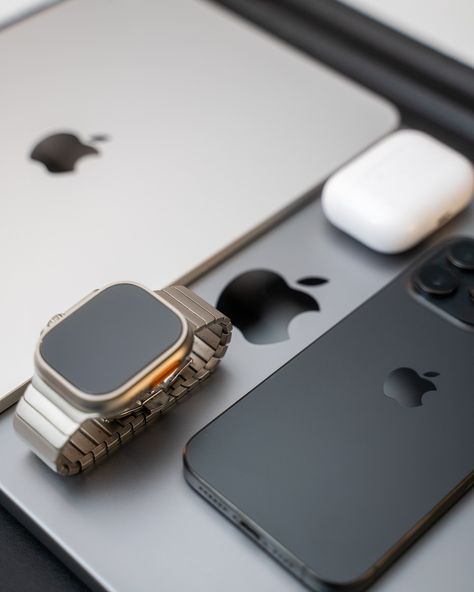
[13,282,231,476]
[33,282,193,416]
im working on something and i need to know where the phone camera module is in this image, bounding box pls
[414,264,458,297]
[447,240,474,271]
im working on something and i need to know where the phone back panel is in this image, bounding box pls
[185,239,474,588]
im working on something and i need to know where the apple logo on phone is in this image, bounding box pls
[30,132,108,173]
[383,368,439,407]
[216,270,328,344]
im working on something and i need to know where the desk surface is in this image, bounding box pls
[340,0,474,67]
[0,505,86,592]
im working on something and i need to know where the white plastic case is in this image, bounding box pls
[322,130,474,253]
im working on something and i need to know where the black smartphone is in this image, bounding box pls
[184,237,474,591]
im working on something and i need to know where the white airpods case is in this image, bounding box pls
[322,129,474,253]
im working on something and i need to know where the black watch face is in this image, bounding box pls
[40,284,184,395]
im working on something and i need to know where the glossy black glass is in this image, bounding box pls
[448,240,474,270]
[413,238,474,326]
[414,263,458,296]
[40,284,183,395]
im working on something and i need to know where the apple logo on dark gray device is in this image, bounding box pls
[216,270,328,345]
[30,132,108,173]
[383,368,439,408]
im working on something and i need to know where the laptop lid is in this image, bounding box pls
[0,0,397,398]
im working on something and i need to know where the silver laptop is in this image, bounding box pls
[0,0,397,401]
[6,0,466,591]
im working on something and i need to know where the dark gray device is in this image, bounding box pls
[184,237,474,591]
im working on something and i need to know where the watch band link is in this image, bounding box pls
[14,286,232,476]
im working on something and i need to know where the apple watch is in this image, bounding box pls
[14,282,232,475]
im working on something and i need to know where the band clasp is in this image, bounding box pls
[104,356,192,422]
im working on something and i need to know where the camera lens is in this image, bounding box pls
[414,264,458,296]
[447,240,474,270]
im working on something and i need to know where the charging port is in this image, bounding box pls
[239,520,260,540]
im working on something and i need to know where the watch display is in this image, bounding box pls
[40,283,185,395]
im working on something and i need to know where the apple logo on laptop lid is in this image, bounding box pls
[216,270,328,345]
[30,132,108,173]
